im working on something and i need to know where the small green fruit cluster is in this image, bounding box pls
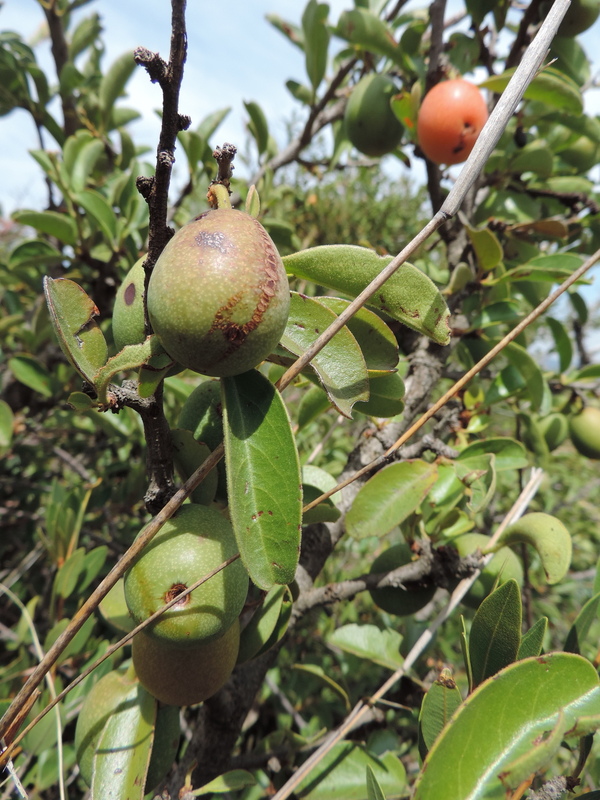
[147,208,290,377]
[124,503,249,705]
[369,542,436,616]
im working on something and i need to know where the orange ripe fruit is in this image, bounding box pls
[417,79,488,165]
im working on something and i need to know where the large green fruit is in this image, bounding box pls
[112,257,146,350]
[132,618,240,706]
[369,542,436,616]
[451,533,524,609]
[75,666,180,791]
[345,73,403,157]
[569,406,600,459]
[557,0,600,35]
[147,209,290,377]
[124,504,248,645]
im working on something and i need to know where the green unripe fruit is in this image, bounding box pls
[75,667,180,791]
[538,412,569,452]
[124,504,248,645]
[112,257,147,350]
[451,533,524,609]
[569,406,600,459]
[558,0,600,35]
[369,542,436,616]
[147,209,290,377]
[345,73,403,157]
[132,619,240,706]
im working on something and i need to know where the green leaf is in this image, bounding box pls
[354,372,405,418]
[454,454,495,514]
[75,189,118,245]
[327,623,403,670]
[346,460,438,540]
[281,293,369,418]
[302,0,329,93]
[493,512,571,585]
[297,384,331,427]
[44,277,108,383]
[336,9,401,64]
[488,252,584,285]
[92,336,162,405]
[237,585,288,663]
[546,316,573,373]
[365,765,386,800]
[171,429,218,506]
[222,370,302,589]
[517,617,547,660]
[480,66,583,114]
[293,663,350,710]
[418,669,463,760]
[8,355,55,398]
[8,238,63,270]
[469,580,522,689]
[296,743,406,800]
[99,50,136,115]
[191,770,256,796]
[302,465,341,524]
[0,399,14,456]
[504,341,545,411]
[283,245,451,345]
[266,14,305,50]
[413,653,600,799]
[564,592,600,655]
[458,437,528,472]
[465,225,503,273]
[13,209,78,246]
[54,547,86,599]
[244,100,269,155]
[69,137,105,191]
[316,297,399,371]
[91,683,156,800]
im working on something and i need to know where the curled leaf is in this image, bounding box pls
[491,512,571,584]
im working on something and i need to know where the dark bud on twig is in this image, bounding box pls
[178,114,192,131]
[136,175,154,200]
[133,46,168,84]
[212,142,237,187]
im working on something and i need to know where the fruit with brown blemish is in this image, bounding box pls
[124,504,248,645]
[112,257,146,350]
[132,619,240,706]
[147,209,290,377]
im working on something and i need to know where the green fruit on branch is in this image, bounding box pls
[538,412,569,452]
[569,406,600,459]
[553,0,600,35]
[132,619,240,706]
[451,533,523,609]
[75,666,180,791]
[147,209,290,377]
[369,542,436,616]
[344,73,403,157]
[112,257,147,350]
[124,504,248,645]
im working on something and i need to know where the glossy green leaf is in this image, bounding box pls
[13,209,78,246]
[266,14,305,50]
[297,384,331,427]
[302,465,341,524]
[546,316,573,373]
[413,653,600,799]
[492,512,571,585]
[336,9,400,64]
[564,592,600,655]
[67,391,99,411]
[354,372,405,418]
[302,0,329,92]
[191,770,256,796]
[8,238,63,270]
[484,364,526,406]
[480,66,583,114]
[327,623,403,670]
[510,141,554,178]
[469,580,522,689]
[0,399,14,456]
[70,137,105,192]
[458,437,528,472]
[137,348,180,399]
[222,370,302,589]
[488,252,584,284]
[283,245,451,345]
[418,669,463,760]
[244,100,269,155]
[237,585,288,664]
[293,663,350,710]
[465,225,503,273]
[8,355,55,398]
[75,188,118,244]
[286,78,313,105]
[505,342,545,411]
[99,50,137,115]
[517,617,547,660]
[316,297,399,371]
[54,547,86,599]
[468,301,521,331]
[281,293,369,418]
[44,277,108,383]
[296,742,406,800]
[454,454,495,513]
[245,184,260,218]
[171,429,218,506]
[346,460,438,540]
[91,683,155,800]
[365,765,386,800]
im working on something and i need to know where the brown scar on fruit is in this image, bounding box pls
[124,282,137,306]
[164,582,190,608]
